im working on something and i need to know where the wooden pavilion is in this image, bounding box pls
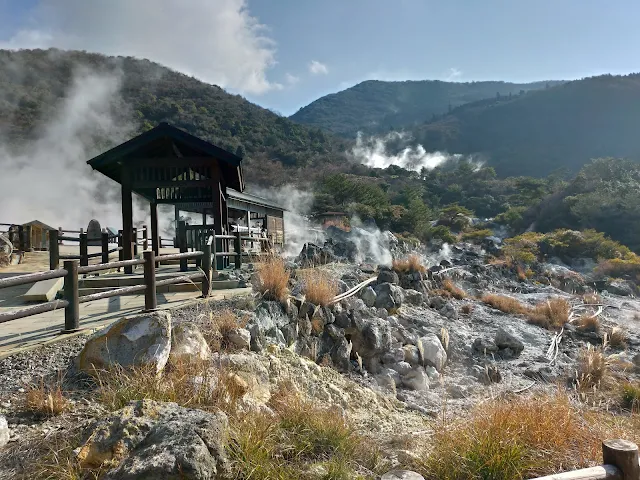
[87,123,246,272]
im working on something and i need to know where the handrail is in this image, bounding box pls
[78,258,145,274]
[0,269,68,289]
[0,300,69,324]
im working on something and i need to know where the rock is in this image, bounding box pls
[403,345,421,366]
[358,318,392,358]
[495,327,525,354]
[169,323,211,364]
[424,365,439,380]
[474,364,502,384]
[401,366,429,391]
[605,280,636,297]
[334,312,351,329]
[226,328,251,349]
[473,337,499,353]
[78,311,172,375]
[377,269,399,285]
[382,348,405,365]
[77,400,228,479]
[382,470,425,480]
[440,302,458,320]
[332,337,352,372]
[429,295,446,310]
[392,361,412,376]
[374,283,405,310]
[380,367,401,386]
[633,353,640,369]
[404,289,425,305]
[0,415,9,448]
[417,335,447,372]
[86,219,102,246]
[361,286,377,307]
[375,372,397,394]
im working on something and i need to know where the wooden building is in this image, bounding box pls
[87,123,284,271]
[22,220,56,250]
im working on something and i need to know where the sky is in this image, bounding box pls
[0,0,639,115]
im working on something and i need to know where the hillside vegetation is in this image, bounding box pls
[290,79,560,137]
[413,74,640,177]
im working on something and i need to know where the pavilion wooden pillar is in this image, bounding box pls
[150,201,159,255]
[121,167,134,274]
[212,181,224,270]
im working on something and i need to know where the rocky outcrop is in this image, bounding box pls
[76,400,229,479]
[78,311,172,375]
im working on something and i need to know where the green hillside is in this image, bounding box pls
[290,79,561,137]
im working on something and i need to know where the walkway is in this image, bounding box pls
[0,250,251,359]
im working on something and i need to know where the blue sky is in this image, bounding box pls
[1,0,639,115]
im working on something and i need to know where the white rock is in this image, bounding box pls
[403,345,421,366]
[417,334,447,372]
[0,415,9,447]
[78,311,171,375]
[424,365,440,380]
[401,366,429,391]
[392,361,412,376]
[170,323,211,363]
[226,328,251,349]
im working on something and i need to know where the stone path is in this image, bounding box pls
[0,249,251,359]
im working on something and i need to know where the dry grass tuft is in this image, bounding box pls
[582,292,602,305]
[298,269,339,306]
[24,382,69,417]
[442,279,467,300]
[621,382,640,412]
[201,309,248,352]
[528,298,570,329]
[607,327,628,349]
[461,304,474,315]
[392,254,426,274]
[415,394,606,479]
[254,256,290,303]
[481,294,528,315]
[575,315,600,333]
[576,344,607,391]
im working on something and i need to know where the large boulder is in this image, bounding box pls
[374,283,405,310]
[377,269,400,285]
[417,335,447,372]
[0,415,8,447]
[78,311,172,375]
[76,400,229,479]
[361,286,377,308]
[495,327,525,354]
[169,323,211,364]
[349,317,392,359]
[401,366,429,391]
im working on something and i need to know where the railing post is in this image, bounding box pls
[202,241,212,298]
[235,229,242,270]
[132,227,138,256]
[101,232,109,264]
[62,260,80,333]
[79,233,88,267]
[602,439,639,480]
[178,221,187,272]
[49,230,59,270]
[143,250,157,311]
[143,225,148,251]
[211,231,218,276]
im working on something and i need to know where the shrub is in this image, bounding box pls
[461,228,493,241]
[481,294,528,315]
[461,304,474,315]
[621,383,640,412]
[392,254,426,274]
[442,279,467,299]
[582,293,601,305]
[595,258,640,280]
[502,232,543,266]
[201,309,248,351]
[415,395,603,479]
[427,225,457,244]
[576,315,600,333]
[24,382,69,417]
[528,298,570,329]
[298,269,339,306]
[254,256,290,302]
[576,344,607,391]
[607,327,627,349]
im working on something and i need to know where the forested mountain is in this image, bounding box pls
[412,74,640,177]
[290,79,562,137]
[0,48,349,184]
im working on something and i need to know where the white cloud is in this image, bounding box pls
[285,72,300,85]
[309,60,328,75]
[0,0,279,95]
[445,67,462,81]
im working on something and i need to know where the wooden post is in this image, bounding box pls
[235,228,242,270]
[202,241,212,298]
[150,202,159,255]
[63,260,80,333]
[79,233,88,267]
[211,231,217,274]
[142,225,148,251]
[117,230,124,261]
[122,167,134,274]
[143,250,157,311]
[602,439,639,479]
[49,230,59,270]
[178,220,187,272]
[101,232,109,264]
[132,227,138,256]
[24,225,32,251]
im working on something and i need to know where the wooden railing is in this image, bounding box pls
[531,439,639,479]
[0,240,214,332]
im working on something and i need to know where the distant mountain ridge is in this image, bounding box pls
[290,79,564,137]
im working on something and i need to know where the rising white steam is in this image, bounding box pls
[350,131,463,172]
[346,216,393,266]
[0,66,161,232]
[246,184,324,257]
